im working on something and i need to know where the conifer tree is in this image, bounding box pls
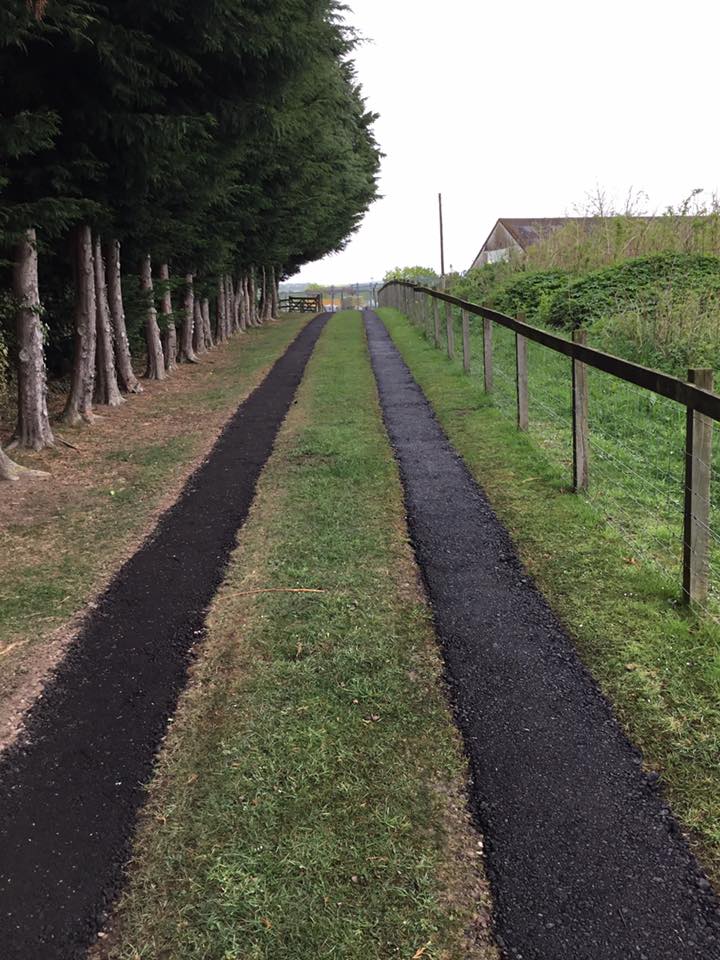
[1,0,380,479]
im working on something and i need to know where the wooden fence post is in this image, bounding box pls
[433,299,441,348]
[483,317,493,392]
[446,303,455,359]
[572,329,589,492]
[461,309,471,373]
[516,333,529,430]
[683,367,714,605]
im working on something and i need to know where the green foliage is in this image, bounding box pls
[0,0,380,386]
[447,261,517,304]
[383,265,438,285]
[547,253,720,328]
[590,290,720,376]
[490,270,572,321]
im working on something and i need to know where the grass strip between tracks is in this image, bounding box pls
[100,311,498,960]
[379,306,720,887]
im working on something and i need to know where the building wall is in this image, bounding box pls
[471,222,523,268]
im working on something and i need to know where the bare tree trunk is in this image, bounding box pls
[215,276,226,342]
[0,444,48,481]
[238,273,247,332]
[248,269,258,326]
[261,266,272,324]
[224,275,234,334]
[61,224,97,425]
[271,265,280,319]
[11,227,54,450]
[159,262,177,373]
[141,255,166,380]
[243,270,250,327]
[257,266,266,325]
[0,445,21,481]
[94,236,124,407]
[202,298,214,350]
[225,276,233,339]
[232,278,242,332]
[179,273,199,363]
[225,277,232,339]
[193,298,207,355]
[106,239,141,394]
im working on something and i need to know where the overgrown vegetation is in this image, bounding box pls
[525,196,720,272]
[433,195,720,378]
[101,313,497,960]
[380,306,720,885]
[545,253,720,330]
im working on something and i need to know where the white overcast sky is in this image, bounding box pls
[292,0,720,285]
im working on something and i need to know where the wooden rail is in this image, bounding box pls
[379,279,718,608]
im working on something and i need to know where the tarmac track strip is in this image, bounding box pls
[364,308,720,960]
[0,314,329,960]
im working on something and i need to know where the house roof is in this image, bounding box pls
[500,218,595,249]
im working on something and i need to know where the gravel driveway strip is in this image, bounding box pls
[364,308,720,960]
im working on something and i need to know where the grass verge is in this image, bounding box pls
[380,306,720,885]
[97,311,497,960]
[434,300,714,610]
[0,317,309,740]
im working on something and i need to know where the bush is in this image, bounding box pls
[448,261,518,305]
[546,253,720,328]
[490,270,572,321]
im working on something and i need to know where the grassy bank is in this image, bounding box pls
[431,299,719,616]
[0,317,308,738]
[380,306,720,884]
[98,312,497,960]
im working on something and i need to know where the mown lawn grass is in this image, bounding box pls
[98,312,497,960]
[380,306,720,885]
[0,318,308,725]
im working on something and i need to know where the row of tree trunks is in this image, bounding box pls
[3,243,279,478]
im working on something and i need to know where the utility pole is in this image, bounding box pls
[438,192,446,290]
